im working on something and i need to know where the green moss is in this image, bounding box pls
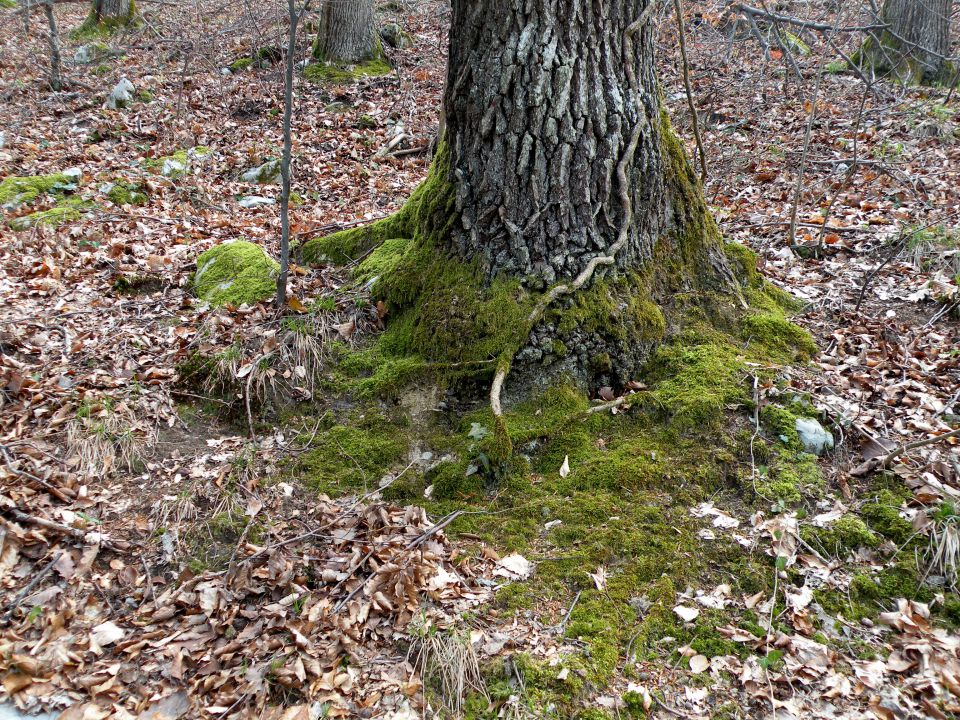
[106,181,148,206]
[755,450,822,504]
[192,241,279,306]
[781,31,810,56]
[862,489,914,544]
[800,515,879,555]
[304,58,392,84]
[0,172,76,208]
[229,57,253,73]
[0,0,17,8]
[295,416,408,494]
[8,196,94,230]
[644,332,750,431]
[354,237,409,284]
[144,146,211,178]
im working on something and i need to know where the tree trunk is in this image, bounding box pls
[304,0,738,394]
[443,0,668,284]
[314,0,379,63]
[87,0,135,26]
[858,0,953,84]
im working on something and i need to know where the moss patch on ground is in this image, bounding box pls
[304,58,392,84]
[106,181,148,206]
[192,240,279,306]
[0,172,78,209]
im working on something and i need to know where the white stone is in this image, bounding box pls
[104,77,135,109]
[795,417,834,456]
[238,195,275,208]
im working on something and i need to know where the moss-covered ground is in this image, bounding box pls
[2,171,93,230]
[268,117,956,715]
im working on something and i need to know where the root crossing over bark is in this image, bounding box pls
[489,11,656,420]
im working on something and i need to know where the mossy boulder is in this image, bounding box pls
[8,197,95,231]
[241,159,281,184]
[73,41,114,65]
[2,169,90,230]
[192,241,279,307]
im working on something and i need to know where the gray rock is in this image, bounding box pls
[241,159,281,184]
[795,417,834,456]
[238,195,275,209]
[380,22,413,49]
[104,77,135,109]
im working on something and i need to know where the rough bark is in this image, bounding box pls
[314,0,379,63]
[858,0,953,84]
[86,0,135,26]
[442,0,667,286]
[437,0,731,390]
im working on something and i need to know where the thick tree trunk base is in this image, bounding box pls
[853,35,957,85]
[74,0,138,37]
[301,118,811,404]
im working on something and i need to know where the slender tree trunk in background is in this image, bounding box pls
[857,0,953,84]
[314,0,379,63]
[43,0,62,92]
[277,0,299,307]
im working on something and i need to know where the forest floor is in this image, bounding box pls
[1,1,959,719]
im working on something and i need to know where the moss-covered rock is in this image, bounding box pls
[228,57,253,73]
[192,240,279,306]
[8,196,95,230]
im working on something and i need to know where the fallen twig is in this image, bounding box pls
[1,550,63,623]
[850,427,960,477]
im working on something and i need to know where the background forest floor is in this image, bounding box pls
[1,0,959,718]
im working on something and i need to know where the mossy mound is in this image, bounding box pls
[105,180,148,206]
[8,197,94,231]
[228,57,253,73]
[0,172,78,210]
[145,147,212,179]
[192,241,279,307]
[2,170,90,230]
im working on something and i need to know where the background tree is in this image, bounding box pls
[304,0,753,423]
[856,0,954,84]
[313,0,380,63]
[79,0,138,32]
